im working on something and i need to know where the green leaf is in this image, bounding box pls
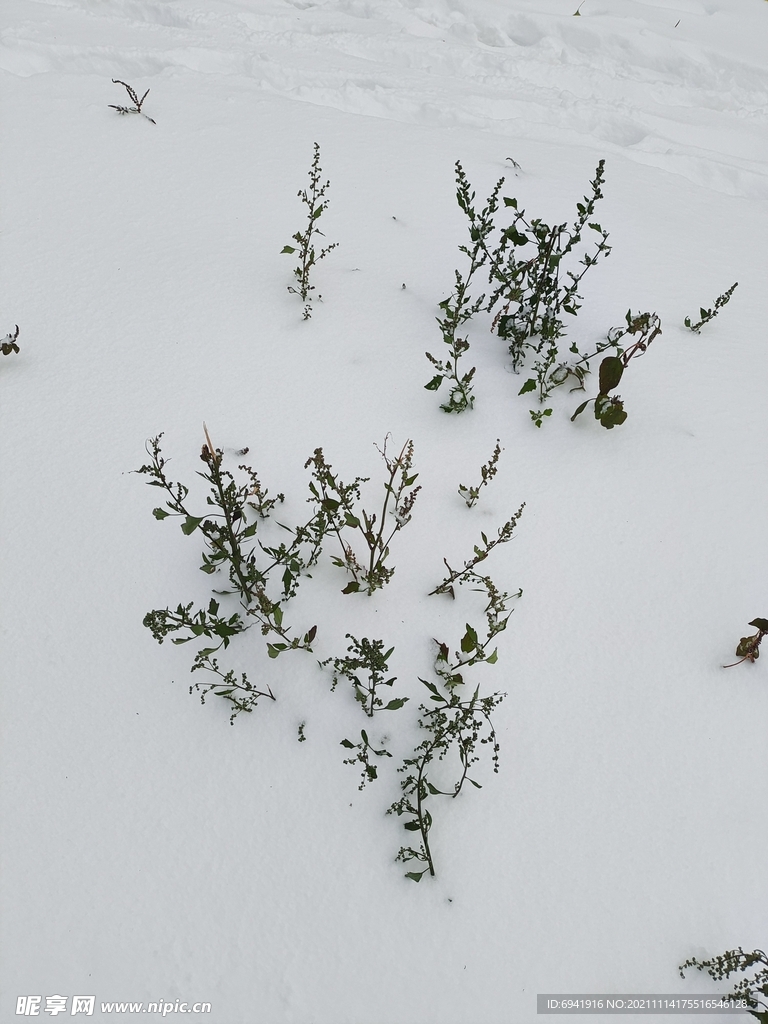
[281,245,296,254]
[530,408,553,427]
[486,648,498,664]
[344,513,361,528]
[468,778,482,789]
[595,394,627,429]
[181,516,204,535]
[518,378,537,396]
[384,698,408,711]
[405,870,427,882]
[598,355,624,394]
[152,508,170,520]
[267,643,288,659]
[340,739,356,749]
[404,821,421,832]
[571,399,590,421]
[503,196,518,208]
[749,618,768,632]
[461,624,478,653]
[341,581,360,595]
[305,624,318,644]
[424,375,444,391]
[736,636,756,658]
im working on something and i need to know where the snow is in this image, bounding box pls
[1,0,767,1021]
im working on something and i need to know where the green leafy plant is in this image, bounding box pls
[281,142,339,320]
[723,618,768,668]
[685,282,738,334]
[387,629,508,881]
[341,730,393,791]
[136,427,327,722]
[304,438,420,595]
[429,504,526,600]
[480,160,612,421]
[320,634,406,789]
[458,439,503,507]
[108,79,156,124]
[1,325,19,356]
[431,571,521,675]
[571,310,662,429]
[387,507,524,881]
[680,948,768,1022]
[427,159,612,423]
[188,650,275,722]
[320,634,406,717]
[424,165,504,412]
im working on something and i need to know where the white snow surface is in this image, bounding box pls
[1,0,767,1021]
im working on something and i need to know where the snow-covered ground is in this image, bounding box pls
[2,1,767,1021]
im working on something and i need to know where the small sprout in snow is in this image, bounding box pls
[108,79,156,123]
[458,439,503,508]
[684,282,738,334]
[723,618,768,668]
[2,325,20,356]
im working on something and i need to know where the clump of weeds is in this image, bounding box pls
[388,505,524,880]
[282,142,338,319]
[321,634,407,718]
[304,437,420,595]
[136,426,329,722]
[424,164,504,412]
[319,634,407,789]
[387,580,517,880]
[487,159,612,419]
[436,158,612,423]
[321,630,409,790]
